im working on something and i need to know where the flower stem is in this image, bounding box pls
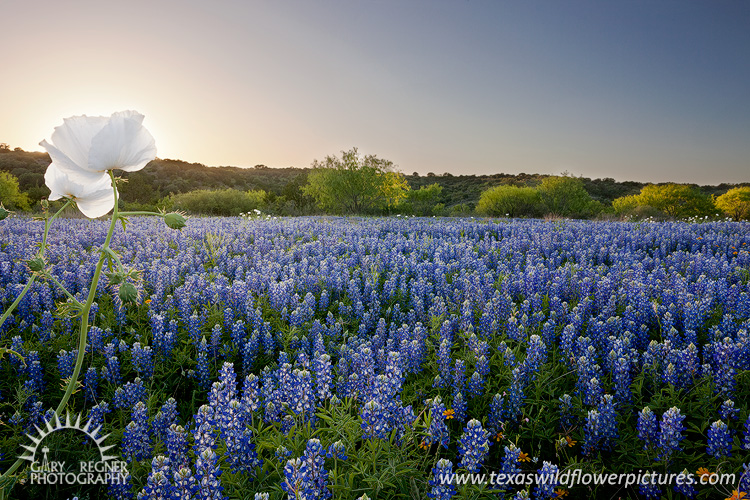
[0,201,71,331]
[118,210,162,217]
[55,172,119,417]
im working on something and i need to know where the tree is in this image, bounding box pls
[302,147,408,214]
[403,183,444,215]
[0,171,30,210]
[476,185,542,217]
[537,175,600,218]
[613,184,715,219]
[715,187,750,220]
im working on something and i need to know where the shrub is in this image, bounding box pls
[537,176,600,218]
[476,185,542,218]
[165,188,266,216]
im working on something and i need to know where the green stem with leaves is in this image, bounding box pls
[0,201,71,330]
[0,183,120,493]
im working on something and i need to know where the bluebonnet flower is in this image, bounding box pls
[637,407,658,450]
[84,367,98,403]
[122,401,152,463]
[498,444,522,489]
[138,456,173,500]
[707,420,732,458]
[533,461,559,500]
[210,323,222,358]
[739,464,750,495]
[458,419,490,473]
[113,378,148,410]
[25,352,44,394]
[673,468,697,499]
[131,342,154,380]
[505,368,524,423]
[436,340,452,387]
[253,494,269,500]
[57,349,76,379]
[582,409,602,456]
[558,394,575,431]
[719,399,739,421]
[360,400,388,440]
[195,337,211,390]
[638,478,661,499]
[598,395,618,451]
[427,459,456,499]
[275,446,292,461]
[152,398,178,442]
[224,400,262,475]
[173,467,198,500]
[612,357,632,405]
[488,393,504,436]
[423,397,450,449]
[467,371,484,397]
[452,359,466,396]
[281,458,310,500]
[166,424,189,471]
[300,438,331,500]
[105,353,122,386]
[87,402,110,441]
[195,447,223,500]
[656,407,686,462]
[452,392,467,423]
[192,405,217,455]
[313,351,332,401]
[326,441,347,461]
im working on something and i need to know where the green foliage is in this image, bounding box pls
[476,185,542,217]
[302,148,408,214]
[0,171,30,210]
[537,175,601,218]
[715,186,750,220]
[613,184,716,219]
[401,183,444,215]
[165,188,266,216]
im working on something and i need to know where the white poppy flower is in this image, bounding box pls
[45,163,116,218]
[40,110,156,183]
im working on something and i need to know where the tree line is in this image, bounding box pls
[1,144,748,219]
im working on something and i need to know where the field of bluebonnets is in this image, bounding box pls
[1,214,750,500]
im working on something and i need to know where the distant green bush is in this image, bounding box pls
[613,184,715,219]
[401,183,444,216]
[165,188,266,216]
[537,175,601,218]
[476,185,542,217]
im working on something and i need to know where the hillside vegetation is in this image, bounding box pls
[1,145,747,218]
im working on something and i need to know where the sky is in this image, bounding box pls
[1,0,749,184]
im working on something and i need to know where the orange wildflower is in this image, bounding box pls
[518,451,531,462]
[725,490,747,500]
[443,409,454,420]
[554,489,568,498]
[565,436,577,447]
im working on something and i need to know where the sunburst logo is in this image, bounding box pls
[19,412,128,486]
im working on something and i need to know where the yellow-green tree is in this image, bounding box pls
[613,184,714,218]
[0,171,30,210]
[303,148,408,214]
[715,187,750,220]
